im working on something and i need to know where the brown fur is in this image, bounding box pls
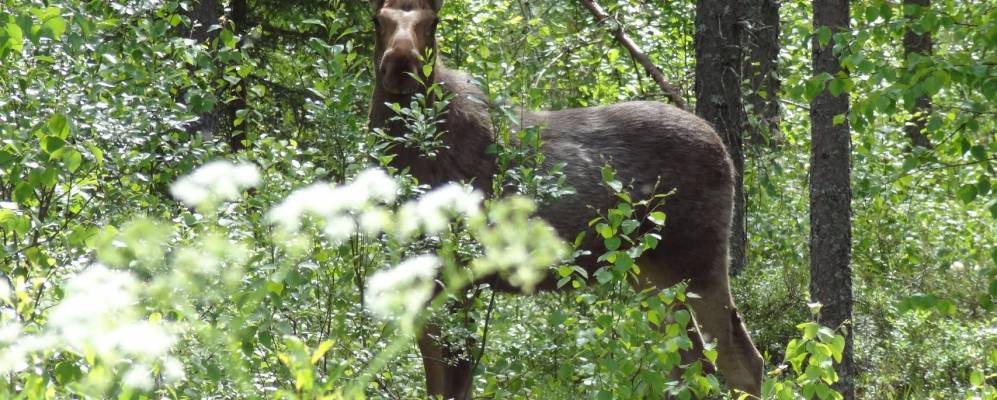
[369,1,764,398]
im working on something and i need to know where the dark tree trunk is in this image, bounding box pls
[744,0,782,144]
[695,0,748,275]
[182,0,224,141]
[185,0,221,42]
[227,0,250,151]
[810,0,854,398]
[181,0,252,152]
[903,0,933,149]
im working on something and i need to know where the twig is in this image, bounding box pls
[470,289,497,375]
[579,0,689,111]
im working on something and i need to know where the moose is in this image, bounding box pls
[368,0,764,398]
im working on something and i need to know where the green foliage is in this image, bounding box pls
[0,0,994,399]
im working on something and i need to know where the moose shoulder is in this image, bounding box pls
[368,0,764,398]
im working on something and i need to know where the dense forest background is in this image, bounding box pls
[0,0,995,398]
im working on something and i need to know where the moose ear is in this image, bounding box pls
[432,0,444,11]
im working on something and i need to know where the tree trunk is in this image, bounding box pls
[810,0,854,398]
[744,0,782,145]
[903,0,932,149]
[182,0,224,141]
[695,0,747,275]
[185,0,221,42]
[227,0,250,151]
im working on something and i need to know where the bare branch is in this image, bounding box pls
[579,0,689,111]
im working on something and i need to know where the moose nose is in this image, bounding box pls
[381,48,421,75]
[380,47,423,94]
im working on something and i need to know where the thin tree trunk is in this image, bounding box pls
[182,0,223,141]
[695,0,748,275]
[904,0,933,149]
[744,0,782,145]
[228,0,250,151]
[810,0,854,398]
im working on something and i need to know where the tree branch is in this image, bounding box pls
[579,0,689,111]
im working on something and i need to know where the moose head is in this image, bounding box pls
[371,0,444,95]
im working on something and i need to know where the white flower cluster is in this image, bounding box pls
[471,196,568,292]
[395,184,482,239]
[267,168,399,243]
[170,161,261,208]
[0,265,182,389]
[364,255,441,326]
[268,168,482,244]
[269,170,563,330]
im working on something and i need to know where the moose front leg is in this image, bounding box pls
[417,320,474,400]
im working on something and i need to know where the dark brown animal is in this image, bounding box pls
[368,0,764,398]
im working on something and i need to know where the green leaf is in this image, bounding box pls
[601,165,615,183]
[832,114,847,126]
[970,370,984,387]
[675,309,691,328]
[596,223,614,239]
[62,148,82,172]
[648,211,666,226]
[828,79,846,97]
[54,361,82,384]
[604,236,621,251]
[40,8,66,39]
[803,322,818,340]
[310,340,335,365]
[816,26,832,47]
[41,136,65,154]
[621,220,640,235]
[13,182,34,204]
[46,114,69,139]
[5,22,24,52]
[830,335,845,362]
[220,29,237,48]
[957,184,978,204]
[970,145,988,162]
[595,268,613,284]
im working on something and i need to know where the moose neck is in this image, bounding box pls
[369,63,498,191]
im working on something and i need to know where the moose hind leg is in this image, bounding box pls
[685,273,764,396]
[417,321,474,400]
[641,246,763,396]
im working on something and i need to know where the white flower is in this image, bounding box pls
[409,184,484,234]
[359,208,391,235]
[123,364,154,390]
[267,183,340,230]
[323,215,356,243]
[0,322,21,343]
[0,278,11,304]
[364,255,441,322]
[266,169,399,238]
[352,168,398,203]
[49,265,139,337]
[163,357,186,383]
[950,261,965,272]
[0,341,29,374]
[105,323,175,358]
[48,265,175,361]
[469,196,567,292]
[170,161,260,208]
[0,334,56,374]
[392,203,422,240]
